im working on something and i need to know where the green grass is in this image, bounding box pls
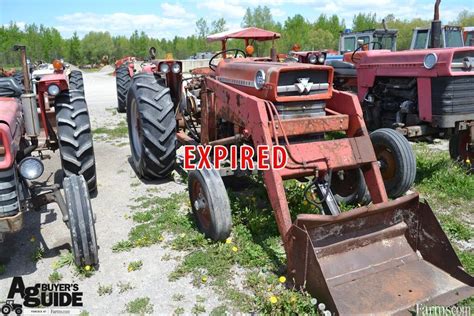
[127,260,143,272]
[125,297,154,315]
[117,281,134,293]
[97,284,113,296]
[48,270,63,283]
[31,246,44,262]
[93,120,128,139]
[118,188,322,314]
[414,144,474,203]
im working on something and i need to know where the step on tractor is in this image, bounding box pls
[124,35,473,312]
[328,0,474,166]
[0,45,98,267]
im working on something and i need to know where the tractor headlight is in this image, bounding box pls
[159,63,170,73]
[254,69,266,90]
[171,63,181,73]
[47,84,60,96]
[308,54,317,64]
[19,157,44,180]
[423,53,438,69]
[318,54,326,64]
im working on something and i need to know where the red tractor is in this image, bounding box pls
[123,36,472,312]
[0,45,98,267]
[328,0,474,165]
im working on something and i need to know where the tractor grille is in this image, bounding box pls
[274,101,326,119]
[431,76,474,115]
[277,70,329,97]
[0,168,19,218]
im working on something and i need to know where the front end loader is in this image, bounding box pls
[125,44,473,313]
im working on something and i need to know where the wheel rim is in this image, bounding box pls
[130,99,143,158]
[375,145,397,180]
[457,130,473,162]
[332,169,360,197]
[191,179,211,231]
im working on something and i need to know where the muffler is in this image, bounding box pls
[287,194,473,315]
[20,93,40,137]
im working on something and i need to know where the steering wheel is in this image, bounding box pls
[209,49,247,71]
[351,41,383,63]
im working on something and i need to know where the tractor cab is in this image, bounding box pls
[410,25,464,49]
[339,29,398,53]
[464,26,474,46]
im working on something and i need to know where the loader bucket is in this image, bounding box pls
[287,194,473,315]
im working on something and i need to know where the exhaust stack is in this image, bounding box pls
[430,0,442,48]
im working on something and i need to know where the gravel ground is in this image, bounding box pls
[0,72,220,315]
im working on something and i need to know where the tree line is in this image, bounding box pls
[1,6,473,67]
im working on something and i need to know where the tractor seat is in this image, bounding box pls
[326,60,357,77]
[0,77,22,98]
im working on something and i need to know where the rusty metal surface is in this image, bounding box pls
[269,114,349,138]
[288,194,474,314]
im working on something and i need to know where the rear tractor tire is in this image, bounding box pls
[370,128,416,198]
[188,168,232,241]
[69,70,84,92]
[64,175,98,267]
[116,64,131,113]
[55,90,97,192]
[126,73,176,179]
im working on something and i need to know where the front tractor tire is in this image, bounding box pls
[126,73,176,179]
[55,90,97,192]
[69,70,84,92]
[116,64,131,113]
[188,168,232,241]
[64,175,98,267]
[370,128,416,198]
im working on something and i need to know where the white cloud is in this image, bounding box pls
[271,8,286,18]
[198,1,246,19]
[160,3,188,18]
[55,12,194,38]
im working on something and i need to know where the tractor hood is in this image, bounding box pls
[350,47,474,76]
[215,59,333,103]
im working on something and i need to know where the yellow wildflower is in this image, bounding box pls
[201,276,207,283]
[269,296,278,304]
[232,246,238,252]
[225,237,232,244]
[84,265,91,271]
[278,276,286,283]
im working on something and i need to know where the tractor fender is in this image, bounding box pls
[38,73,69,94]
[0,97,23,169]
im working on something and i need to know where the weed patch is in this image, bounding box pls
[93,121,128,139]
[125,297,154,315]
[414,144,474,202]
[48,271,62,283]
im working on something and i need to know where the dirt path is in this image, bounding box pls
[0,72,219,315]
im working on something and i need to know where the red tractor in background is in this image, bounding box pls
[328,0,474,165]
[0,45,98,267]
[123,27,473,312]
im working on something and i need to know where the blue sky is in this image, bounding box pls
[1,0,473,39]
